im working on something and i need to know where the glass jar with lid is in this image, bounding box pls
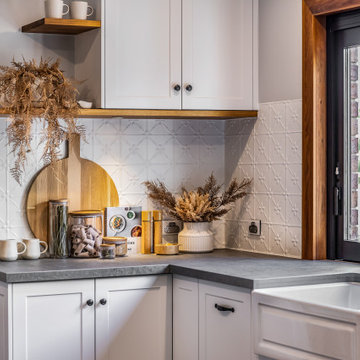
[68,210,103,258]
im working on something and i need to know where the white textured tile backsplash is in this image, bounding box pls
[225,99,302,258]
[0,117,226,247]
[0,100,302,256]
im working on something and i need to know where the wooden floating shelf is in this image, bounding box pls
[0,108,257,119]
[78,109,258,119]
[22,18,101,35]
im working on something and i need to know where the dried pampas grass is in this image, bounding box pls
[0,58,83,183]
[144,173,252,222]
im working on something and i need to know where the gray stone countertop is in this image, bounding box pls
[1,249,360,289]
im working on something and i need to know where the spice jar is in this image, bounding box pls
[49,199,69,258]
[103,237,127,257]
[100,244,116,259]
[68,210,103,258]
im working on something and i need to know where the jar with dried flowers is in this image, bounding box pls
[144,174,251,253]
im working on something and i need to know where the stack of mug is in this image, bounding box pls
[45,0,94,20]
[0,239,48,262]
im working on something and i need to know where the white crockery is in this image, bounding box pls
[45,0,69,19]
[0,239,26,262]
[70,1,94,20]
[22,238,48,260]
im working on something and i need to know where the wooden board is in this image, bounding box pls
[22,18,101,35]
[26,134,119,244]
[0,108,258,119]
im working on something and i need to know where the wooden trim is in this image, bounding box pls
[306,0,360,16]
[302,1,327,259]
[0,108,257,119]
[22,18,101,35]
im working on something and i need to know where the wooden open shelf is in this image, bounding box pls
[0,108,257,119]
[22,18,101,35]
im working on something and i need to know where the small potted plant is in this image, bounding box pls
[144,174,251,253]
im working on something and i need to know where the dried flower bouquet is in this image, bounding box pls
[144,174,251,222]
[0,58,83,183]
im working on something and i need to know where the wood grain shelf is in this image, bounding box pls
[0,108,258,119]
[22,18,101,35]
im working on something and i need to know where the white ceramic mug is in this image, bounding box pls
[22,239,48,260]
[45,0,69,18]
[70,1,94,20]
[0,240,26,262]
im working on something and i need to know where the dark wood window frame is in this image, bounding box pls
[302,0,360,259]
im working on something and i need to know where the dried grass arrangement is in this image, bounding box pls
[0,58,82,183]
[144,174,252,222]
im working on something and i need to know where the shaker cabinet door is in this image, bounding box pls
[182,0,256,110]
[103,0,182,109]
[12,280,95,360]
[199,280,251,360]
[95,275,172,360]
[173,275,199,360]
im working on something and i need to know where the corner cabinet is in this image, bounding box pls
[0,275,172,360]
[173,275,252,360]
[78,0,258,110]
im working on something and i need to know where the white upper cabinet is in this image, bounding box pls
[182,0,256,110]
[100,0,258,110]
[103,0,182,109]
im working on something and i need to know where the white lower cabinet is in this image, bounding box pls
[173,275,252,360]
[1,275,171,360]
[13,279,95,360]
[95,276,172,360]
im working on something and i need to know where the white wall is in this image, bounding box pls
[225,0,302,258]
[259,0,302,103]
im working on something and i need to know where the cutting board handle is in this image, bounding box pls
[67,133,81,160]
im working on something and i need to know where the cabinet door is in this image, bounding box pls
[173,275,199,360]
[0,283,9,360]
[182,0,256,110]
[12,280,95,360]
[96,275,172,360]
[103,0,182,109]
[199,280,251,360]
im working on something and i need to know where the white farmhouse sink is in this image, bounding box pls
[253,283,360,360]
[256,282,360,311]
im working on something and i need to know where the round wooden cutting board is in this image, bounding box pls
[26,134,119,244]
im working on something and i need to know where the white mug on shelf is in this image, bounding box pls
[71,1,94,20]
[0,239,26,262]
[22,238,48,260]
[45,0,69,19]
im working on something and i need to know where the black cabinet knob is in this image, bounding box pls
[100,298,107,306]
[185,84,193,92]
[173,84,181,92]
[86,299,94,307]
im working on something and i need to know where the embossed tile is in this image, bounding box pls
[286,132,302,164]
[286,195,302,227]
[286,99,302,133]
[254,134,269,164]
[285,226,302,258]
[174,136,200,164]
[239,135,254,164]
[254,103,271,135]
[269,224,286,256]
[147,119,174,135]
[226,220,240,249]
[254,164,271,194]
[147,136,174,164]
[269,195,286,225]
[270,102,286,133]
[269,164,286,194]
[286,164,302,195]
[254,194,270,223]
[120,135,147,165]
[268,133,286,164]
[239,221,254,251]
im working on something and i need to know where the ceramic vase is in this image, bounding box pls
[178,222,214,253]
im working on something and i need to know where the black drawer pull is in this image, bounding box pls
[215,304,235,313]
